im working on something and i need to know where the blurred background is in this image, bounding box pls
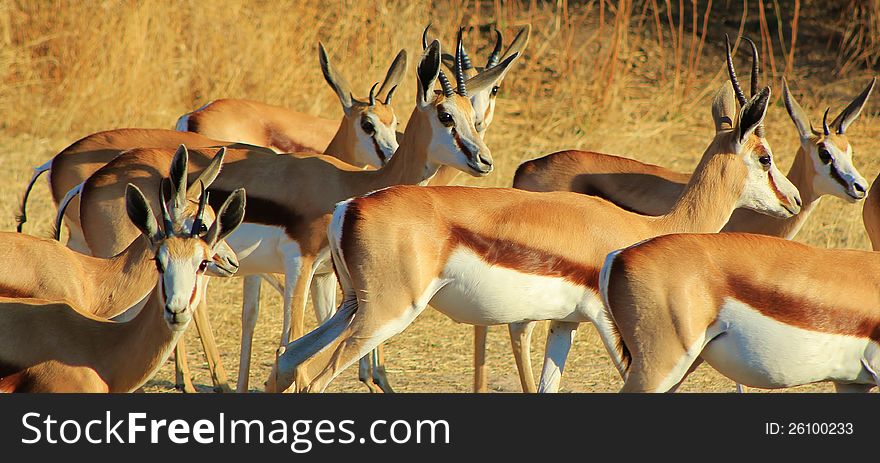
[0,0,876,392]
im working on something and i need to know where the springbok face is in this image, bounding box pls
[319,43,406,167]
[721,36,801,218]
[126,181,246,332]
[417,34,519,177]
[783,77,875,202]
[438,25,530,135]
[165,145,240,277]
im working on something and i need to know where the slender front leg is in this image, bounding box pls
[473,326,488,392]
[310,272,338,323]
[358,354,382,393]
[192,281,231,393]
[509,321,537,393]
[371,344,394,393]
[237,275,262,393]
[282,254,314,345]
[174,333,196,393]
[537,321,579,393]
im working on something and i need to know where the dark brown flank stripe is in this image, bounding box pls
[724,276,880,343]
[449,226,601,289]
[0,285,35,298]
[209,190,304,239]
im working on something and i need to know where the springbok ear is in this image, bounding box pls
[318,42,353,111]
[501,25,531,62]
[417,40,442,107]
[187,147,225,198]
[377,49,407,103]
[204,188,246,247]
[831,76,876,134]
[125,183,162,244]
[781,77,812,140]
[169,144,189,210]
[465,52,519,95]
[712,80,737,132]
[738,86,771,144]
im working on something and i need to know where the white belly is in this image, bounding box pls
[429,248,595,325]
[701,298,876,388]
[225,223,288,275]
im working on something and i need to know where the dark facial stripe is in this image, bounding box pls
[725,276,880,343]
[449,226,600,289]
[828,164,851,190]
[451,128,474,161]
[767,172,790,206]
[371,135,387,164]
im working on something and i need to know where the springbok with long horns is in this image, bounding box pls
[0,179,245,393]
[69,38,517,393]
[266,42,803,393]
[496,38,875,393]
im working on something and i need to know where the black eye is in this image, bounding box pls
[438,111,454,127]
[818,148,833,164]
[361,119,375,135]
[759,155,772,167]
[491,86,500,96]
[199,260,209,273]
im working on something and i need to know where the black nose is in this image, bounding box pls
[794,196,802,207]
[854,183,866,194]
[478,154,493,167]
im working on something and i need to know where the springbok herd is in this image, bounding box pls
[1,25,879,394]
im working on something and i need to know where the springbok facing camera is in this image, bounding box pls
[266,50,803,393]
[0,181,245,393]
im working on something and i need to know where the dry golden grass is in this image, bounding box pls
[1,1,878,392]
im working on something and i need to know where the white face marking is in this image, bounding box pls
[355,112,398,168]
[429,247,591,325]
[699,298,878,389]
[469,88,496,136]
[736,140,800,218]
[157,244,207,331]
[425,102,492,177]
[809,140,866,202]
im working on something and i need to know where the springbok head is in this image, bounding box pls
[711,36,801,218]
[125,178,245,332]
[782,76,874,202]
[319,42,406,167]
[415,33,518,177]
[437,25,530,134]
[163,144,242,277]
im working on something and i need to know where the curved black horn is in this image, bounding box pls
[368,82,379,106]
[743,37,760,98]
[460,41,473,71]
[190,181,207,237]
[454,28,468,96]
[724,34,747,107]
[384,84,398,104]
[822,107,831,136]
[486,29,503,68]
[159,181,175,235]
[423,23,454,97]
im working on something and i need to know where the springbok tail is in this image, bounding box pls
[53,182,84,241]
[174,112,192,131]
[597,247,633,380]
[16,159,53,233]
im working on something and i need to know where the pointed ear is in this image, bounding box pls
[781,77,813,140]
[712,80,737,132]
[738,86,771,144]
[377,49,407,102]
[169,144,188,210]
[204,188,246,247]
[465,52,519,95]
[125,183,162,244]
[501,25,530,61]
[187,147,225,198]
[831,76,876,134]
[418,40,441,107]
[318,42,353,111]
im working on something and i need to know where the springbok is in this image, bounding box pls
[501,49,875,393]
[265,54,804,393]
[0,180,245,393]
[597,227,880,393]
[175,43,407,168]
[68,39,517,392]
